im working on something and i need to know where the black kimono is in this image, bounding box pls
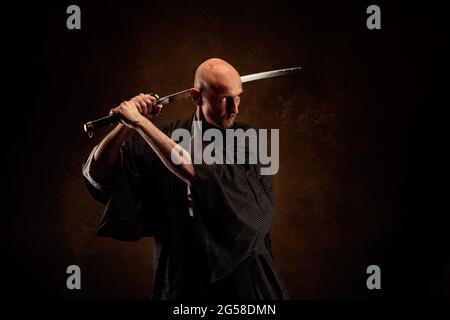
[82,115,289,300]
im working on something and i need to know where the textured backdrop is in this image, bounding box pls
[3,1,447,299]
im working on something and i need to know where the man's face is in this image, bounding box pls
[200,83,243,129]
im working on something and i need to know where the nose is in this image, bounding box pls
[226,96,240,114]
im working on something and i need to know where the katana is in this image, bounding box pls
[83,67,301,137]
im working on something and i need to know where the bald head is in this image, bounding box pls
[191,58,243,129]
[194,58,242,93]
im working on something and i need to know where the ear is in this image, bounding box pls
[191,88,202,106]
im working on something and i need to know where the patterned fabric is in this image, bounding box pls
[82,114,289,300]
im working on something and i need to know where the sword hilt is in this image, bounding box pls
[83,93,161,138]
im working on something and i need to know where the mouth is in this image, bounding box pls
[219,114,236,128]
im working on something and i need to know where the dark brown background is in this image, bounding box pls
[3,1,448,299]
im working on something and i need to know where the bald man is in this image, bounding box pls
[82,58,289,300]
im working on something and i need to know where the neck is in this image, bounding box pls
[195,107,223,131]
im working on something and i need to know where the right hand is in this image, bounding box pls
[110,93,162,129]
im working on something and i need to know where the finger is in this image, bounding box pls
[129,99,142,114]
[143,94,153,104]
[137,95,149,115]
[137,96,148,115]
[147,94,157,104]
[139,93,147,104]
[110,103,124,115]
[154,104,163,115]
[141,94,153,115]
[143,95,154,113]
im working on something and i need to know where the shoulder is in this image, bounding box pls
[160,117,192,135]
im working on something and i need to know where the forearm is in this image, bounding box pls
[135,117,195,186]
[90,123,133,183]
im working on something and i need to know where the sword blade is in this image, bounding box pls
[156,67,302,105]
[157,89,192,105]
[240,67,302,83]
[83,66,301,135]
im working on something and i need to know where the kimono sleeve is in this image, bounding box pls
[82,133,159,241]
